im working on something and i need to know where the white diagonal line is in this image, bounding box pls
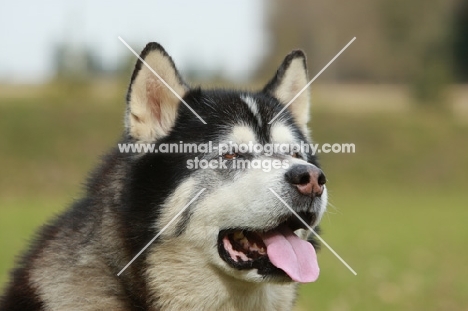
[268,37,356,124]
[117,188,206,276]
[268,188,357,276]
[118,36,207,125]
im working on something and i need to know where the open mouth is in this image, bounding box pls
[218,212,319,283]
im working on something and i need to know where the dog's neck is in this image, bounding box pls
[145,241,298,311]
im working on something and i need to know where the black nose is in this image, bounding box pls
[285,164,326,197]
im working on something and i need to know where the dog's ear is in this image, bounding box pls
[263,50,310,132]
[125,42,188,142]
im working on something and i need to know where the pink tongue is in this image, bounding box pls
[262,225,319,283]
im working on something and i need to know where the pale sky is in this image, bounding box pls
[0,0,267,83]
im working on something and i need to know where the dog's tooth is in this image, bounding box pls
[240,237,249,248]
[250,243,258,251]
[250,242,266,255]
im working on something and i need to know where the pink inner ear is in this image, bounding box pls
[146,79,163,124]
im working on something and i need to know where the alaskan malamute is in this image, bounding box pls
[1,42,327,310]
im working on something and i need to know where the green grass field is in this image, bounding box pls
[1,83,467,310]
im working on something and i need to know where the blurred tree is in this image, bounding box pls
[379,0,453,106]
[51,42,104,98]
[256,0,458,107]
[454,0,468,82]
[53,42,103,80]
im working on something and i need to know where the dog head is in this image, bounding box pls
[122,43,327,284]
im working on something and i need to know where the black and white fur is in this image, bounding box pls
[0,42,327,311]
